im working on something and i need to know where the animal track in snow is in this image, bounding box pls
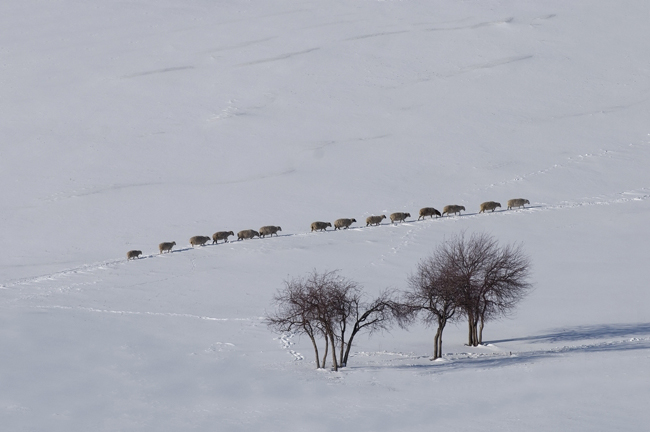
[390,226,416,255]
[352,351,414,358]
[42,182,162,203]
[3,180,648,292]
[276,333,304,361]
[473,138,649,201]
[205,342,236,353]
[0,259,122,289]
[208,99,244,121]
[473,149,617,193]
[32,305,254,322]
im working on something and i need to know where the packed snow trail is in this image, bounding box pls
[1,186,648,290]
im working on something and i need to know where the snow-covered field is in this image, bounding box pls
[1,0,649,430]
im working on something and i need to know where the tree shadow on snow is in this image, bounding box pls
[487,322,650,344]
[350,337,650,374]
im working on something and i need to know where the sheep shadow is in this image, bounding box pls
[478,209,508,214]
[139,247,193,257]
[509,205,542,210]
[263,233,293,239]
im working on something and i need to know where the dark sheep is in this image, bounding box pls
[259,226,282,238]
[334,218,357,230]
[507,198,530,209]
[212,231,234,244]
[365,215,386,226]
[390,212,411,224]
[418,207,441,220]
[479,201,501,213]
[237,229,260,240]
[190,236,211,247]
[311,221,332,232]
[158,241,176,254]
[442,205,465,216]
[127,250,142,260]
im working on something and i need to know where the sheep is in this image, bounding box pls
[418,207,441,220]
[507,198,530,210]
[158,241,176,254]
[311,221,331,232]
[479,201,501,213]
[212,231,234,244]
[190,235,211,247]
[127,250,142,260]
[334,218,357,230]
[390,212,411,224]
[259,226,282,238]
[237,229,260,240]
[442,205,465,216]
[365,215,386,226]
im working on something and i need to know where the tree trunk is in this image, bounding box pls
[467,315,475,346]
[433,328,441,360]
[342,326,361,367]
[339,325,346,367]
[432,318,447,360]
[321,335,328,369]
[467,315,479,346]
[478,316,485,345]
[472,321,478,347]
[309,334,320,369]
[328,332,339,371]
[438,319,446,358]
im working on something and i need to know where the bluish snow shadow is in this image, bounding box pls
[488,322,650,344]
[347,337,650,374]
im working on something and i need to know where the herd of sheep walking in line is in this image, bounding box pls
[126,198,531,260]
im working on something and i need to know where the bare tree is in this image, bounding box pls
[404,251,461,360]
[338,289,401,367]
[265,274,326,368]
[266,270,401,371]
[476,241,532,344]
[306,270,346,371]
[439,232,533,346]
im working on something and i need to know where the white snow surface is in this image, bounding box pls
[1,0,649,430]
